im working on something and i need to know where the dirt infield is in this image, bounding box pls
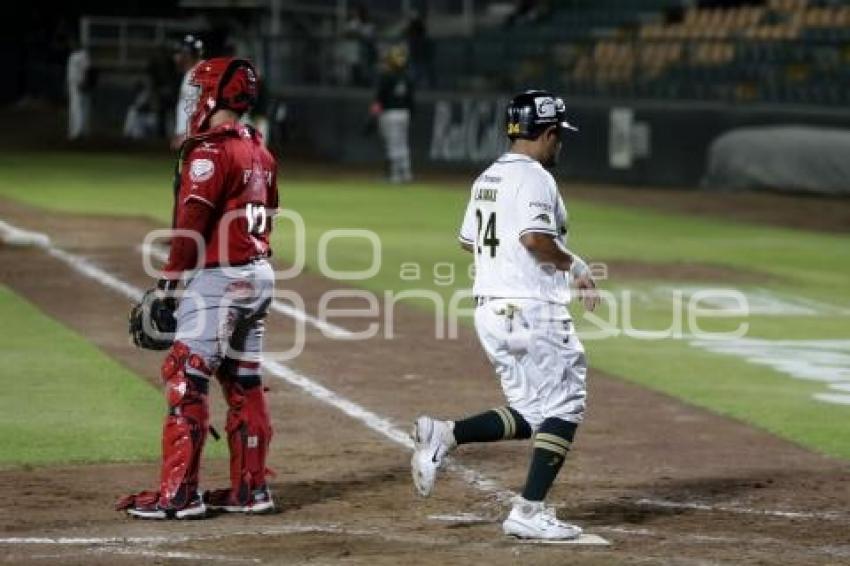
[1,198,849,565]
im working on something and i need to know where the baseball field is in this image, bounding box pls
[1,149,849,563]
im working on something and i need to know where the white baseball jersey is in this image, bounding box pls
[174,63,200,137]
[459,152,571,305]
[66,48,90,90]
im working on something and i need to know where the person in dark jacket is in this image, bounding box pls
[370,46,414,183]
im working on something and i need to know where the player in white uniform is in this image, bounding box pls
[171,35,203,150]
[66,39,91,140]
[411,90,599,540]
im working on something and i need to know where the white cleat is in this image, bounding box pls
[503,497,583,540]
[410,416,456,497]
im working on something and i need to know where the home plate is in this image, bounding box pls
[510,534,610,545]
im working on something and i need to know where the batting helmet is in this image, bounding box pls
[505,90,578,140]
[187,57,258,136]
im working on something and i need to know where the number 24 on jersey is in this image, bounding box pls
[475,209,500,257]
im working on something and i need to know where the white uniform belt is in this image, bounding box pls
[473,296,503,307]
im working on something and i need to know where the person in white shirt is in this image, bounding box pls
[171,34,203,150]
[123,80,157,139]
[66,39,92,140]
[411,90,599,541]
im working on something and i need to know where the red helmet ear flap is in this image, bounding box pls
[217,59,258,114]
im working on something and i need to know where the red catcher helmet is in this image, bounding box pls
[187,57,258,136]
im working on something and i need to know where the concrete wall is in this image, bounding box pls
[280,86,850,187]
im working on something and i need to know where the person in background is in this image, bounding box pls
[406,13,434,88]
[505,0,551,27]
[171,34,204,150]
[371,46,414,184]
[123,79,158,140]
[338,4,376,86]
[66,37,92,140]
[148,45,180,138]
[354,5,377,86]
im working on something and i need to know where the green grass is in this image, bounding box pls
[0,284,163,466]
[578,310,850,459]
[592,338,850,459]
[2,150,850,460]
[0,152,174,222]
[1,151,847,304]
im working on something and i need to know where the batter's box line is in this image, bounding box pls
[636,498,847,521]
[0,522,457,550]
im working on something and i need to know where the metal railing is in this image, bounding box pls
[80,16,191,70]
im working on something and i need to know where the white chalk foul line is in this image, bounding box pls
[0,534,258,564]
[268,300,354,339]
[510,534,610,546]
[0,522,448,548]
[0,219,51,247]
[1,220,142,302]
[262,360,512,502]
[139,243,354,339]
[0,536,173,545]
[0,218,516,506]
[89,547,260,563]
[637,498,847,521]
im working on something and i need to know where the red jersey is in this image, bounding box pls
[173,122,278,268]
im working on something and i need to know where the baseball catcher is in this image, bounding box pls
[118,57,279,519]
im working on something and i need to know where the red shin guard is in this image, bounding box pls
[158,342,210,508]
[219,373,273,504]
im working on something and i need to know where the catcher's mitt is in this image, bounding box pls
[129,288,177,350]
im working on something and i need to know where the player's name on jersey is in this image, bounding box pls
[475,188,498,202]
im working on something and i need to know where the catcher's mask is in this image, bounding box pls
[187,57,258,136]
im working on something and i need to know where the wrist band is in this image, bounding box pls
[569,256,589,280]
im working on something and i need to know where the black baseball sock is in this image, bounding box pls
[453,407,532,445]
[521,417,577,501]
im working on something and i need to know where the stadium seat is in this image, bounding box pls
[430,0,850,106]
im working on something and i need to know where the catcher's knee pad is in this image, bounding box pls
[159,341,211,508]
[218,361,272,504]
